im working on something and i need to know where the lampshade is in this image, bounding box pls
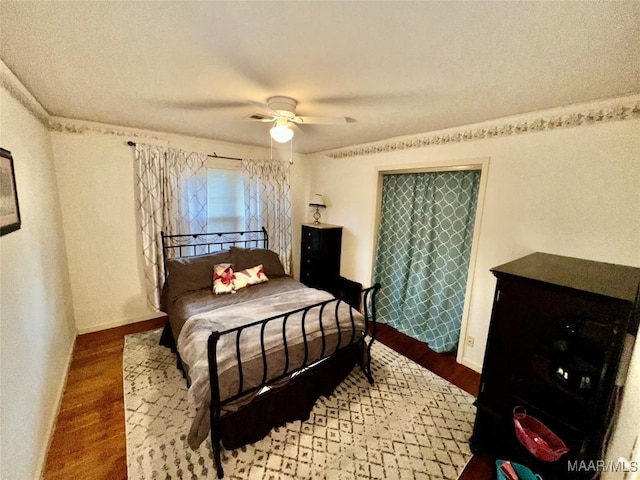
[270,118,294,143]
[309,194,326,207]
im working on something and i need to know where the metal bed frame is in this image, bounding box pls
[160,229,380,478]
[161,227,269,277]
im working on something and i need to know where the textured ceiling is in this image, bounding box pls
[1,1,638,154]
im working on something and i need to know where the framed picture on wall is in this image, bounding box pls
[0,148,21,236]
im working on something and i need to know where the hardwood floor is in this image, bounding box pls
[374,323,480,396]
[43,317,166,480]
[44,318,492,480]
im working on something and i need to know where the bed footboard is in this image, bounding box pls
[207,283,380,479]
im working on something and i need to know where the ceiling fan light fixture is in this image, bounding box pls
[270,118,294,143]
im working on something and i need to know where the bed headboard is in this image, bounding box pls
[161,227,268,272]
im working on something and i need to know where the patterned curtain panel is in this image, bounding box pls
[241,159,292,274]
[135,144,207,310]
[165,148,208,237]
[373,170,480,353]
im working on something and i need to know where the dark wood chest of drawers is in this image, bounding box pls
[300,223,342,289]
[470,252,640,479]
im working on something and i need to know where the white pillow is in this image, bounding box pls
[233,264,269,291]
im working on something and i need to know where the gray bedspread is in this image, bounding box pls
[176,285,365,449]
[167,276,307,343]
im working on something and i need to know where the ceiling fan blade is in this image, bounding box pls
[292,115,348,125]
[242,112,276,122]
[289,123,303,135]
[153,99,248,110]
[248,100,278,115]
[311,92,415,105]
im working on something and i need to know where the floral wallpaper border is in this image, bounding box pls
[48,117,164,142]
[0,61,49,124]
[326,98,640,159]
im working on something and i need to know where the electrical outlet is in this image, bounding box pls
[466,336,475,348]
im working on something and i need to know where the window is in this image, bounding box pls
[206,158,244,232]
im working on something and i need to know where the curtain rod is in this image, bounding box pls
[126,141,244,162]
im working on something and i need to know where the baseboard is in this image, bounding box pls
[38,332,77,479]
[459,356,483,374]
[76,311,166,334]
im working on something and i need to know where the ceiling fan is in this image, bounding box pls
[244,96,350,143]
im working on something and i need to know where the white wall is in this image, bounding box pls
[50,125,305,333]
[605,343,640,477]
[0,84,76,479]
[308,117,640,369]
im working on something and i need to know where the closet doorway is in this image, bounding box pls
[372,162,485,355]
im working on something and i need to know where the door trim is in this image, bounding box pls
[371,157,490,370]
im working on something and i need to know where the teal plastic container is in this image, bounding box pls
[495,460,543,480]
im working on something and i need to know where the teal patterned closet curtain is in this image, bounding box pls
[373,170,480,353]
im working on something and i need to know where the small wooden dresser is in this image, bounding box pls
[300,223,342,289]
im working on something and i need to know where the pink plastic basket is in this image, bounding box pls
[513,406,569,462]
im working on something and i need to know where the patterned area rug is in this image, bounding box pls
[124,329,476,479]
